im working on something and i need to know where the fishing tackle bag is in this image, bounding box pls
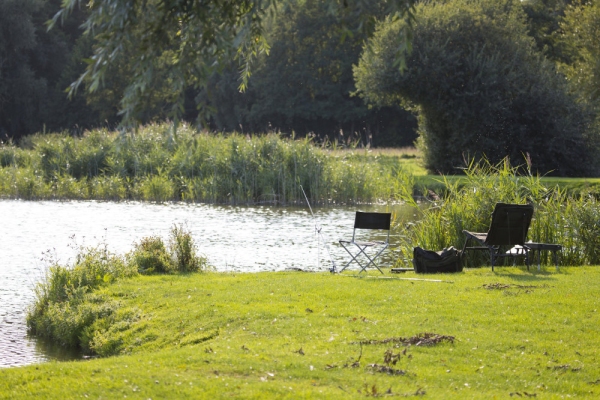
[412,246,463,273]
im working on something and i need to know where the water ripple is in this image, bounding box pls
[0,200,408,368]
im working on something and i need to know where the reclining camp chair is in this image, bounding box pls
[339,211,391,274]
[461,203,534,271]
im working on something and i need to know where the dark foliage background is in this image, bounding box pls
[1,0,599,176]
[354,0,598,176]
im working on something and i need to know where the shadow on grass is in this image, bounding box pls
[494,271,558,282]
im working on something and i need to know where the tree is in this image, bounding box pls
[53,0,417,127]
[521,0,573,61]
[201,0,417,146]
[558,0,600,114]
[0,0,48,139]
[0,0,99,140]
[354,0,597,176]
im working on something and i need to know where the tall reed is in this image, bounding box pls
[395,158,600,267]
[0,123,412,204]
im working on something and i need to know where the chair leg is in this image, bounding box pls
[461,237,470,268]
[339,242,385,274]
[355,245,385,274]
[339,244,365,273]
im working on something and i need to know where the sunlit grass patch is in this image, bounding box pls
[6,267,600,398]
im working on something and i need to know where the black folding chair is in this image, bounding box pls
[339,212,391,274]
[462,203,534,271]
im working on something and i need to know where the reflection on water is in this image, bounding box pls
[0,199,418,368]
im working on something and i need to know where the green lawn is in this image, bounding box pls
[332,147,600,197]
[2,267,599,399]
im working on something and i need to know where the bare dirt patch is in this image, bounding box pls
[354,332,455,347]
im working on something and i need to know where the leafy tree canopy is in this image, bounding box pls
[558,0,600,111]
[0,0,91,140]
[354,0,598,176]
[54,0,417,127]
[199,0,417,146]
[521,0,573,61]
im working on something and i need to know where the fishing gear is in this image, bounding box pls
[299,185,338,273]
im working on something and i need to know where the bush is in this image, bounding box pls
[354,0,598,177]
[129,236,172,274]
[27,244,137,351]
[128,225,208,274]
[27,228,209,355]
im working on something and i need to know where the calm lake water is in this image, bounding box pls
[0,199,416,368]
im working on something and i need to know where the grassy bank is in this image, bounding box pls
[0,124,411,204]
[392,158,600,268]
[351,148,600,198]
[2,268,599,398]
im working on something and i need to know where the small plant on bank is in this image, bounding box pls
[27,228,209,354]
[169,224,208,273]
[129,236,172,274]
[128,224,208,274]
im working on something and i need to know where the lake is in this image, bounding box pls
[0,199,417,368]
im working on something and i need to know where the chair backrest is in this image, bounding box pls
[352,211,391,243]
[354,211,391,230]
[485,203,534,246]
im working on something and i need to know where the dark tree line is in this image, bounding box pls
[2,0,600,175]
[201,0,417,146]
[0,0,417,146]
[0,0,104,139]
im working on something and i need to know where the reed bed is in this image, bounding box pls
[396,158,600,267]
[0,124,410,204]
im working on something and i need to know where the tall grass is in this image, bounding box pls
[0,123,411,204]
[27,224,209,354]
[26,244,136,349]
[396,158,600,267]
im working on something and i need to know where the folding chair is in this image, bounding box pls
[339,211,391,274]
[461,203,534,271]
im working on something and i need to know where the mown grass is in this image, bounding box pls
[329,147,427,177]
[328,148,600,197]
[2,268,600,399]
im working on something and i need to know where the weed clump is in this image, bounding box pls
[168,224,207,272]
[129,236,171,274]
[128,224,208,274]
[27,244,136,351]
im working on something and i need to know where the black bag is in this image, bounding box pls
[413,246,463,273]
